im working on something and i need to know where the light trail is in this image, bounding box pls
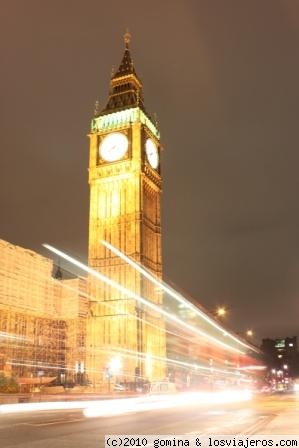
[50,283,246,377]
[6,347,244,384]
[0,331,28,342]
[43,244,246,355]
[2,246,256,384]
[106,346,246,377]
[83,389,252,417]
[0,390,252,415]
[0,400,104,414]
[52,272,208,352]
[102,240,258,354]
[49,271,231,376]
[7,361,72,371]
[8,352,250,384]
[238,365,266,371]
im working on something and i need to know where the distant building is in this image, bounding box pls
[261,337,299,377]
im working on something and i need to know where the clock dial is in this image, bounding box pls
[99,132,128,162]
[145,138,159,169]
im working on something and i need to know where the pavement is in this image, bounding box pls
[256,393,299,434]
[0,393,298,448]
[0,392,135,404]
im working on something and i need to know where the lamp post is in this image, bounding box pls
[135,304,145,388]
[37,370,44,400]
[75,361,79,384]
[105,367,111,393]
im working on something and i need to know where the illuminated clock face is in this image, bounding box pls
[99,132,129,162]
[145,138,159,169]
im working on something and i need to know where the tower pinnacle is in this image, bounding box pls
[97,33,149,117]
[124,29,131,48]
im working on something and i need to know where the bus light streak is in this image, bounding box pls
[0,390,252,415]
[101,240,258,353]
[43,244,245,355]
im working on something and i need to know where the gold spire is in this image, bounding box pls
[124,29,131,48]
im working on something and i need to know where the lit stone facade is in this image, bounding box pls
[86,36,166,386]
[0,37,166,389]
[0,239,88,385]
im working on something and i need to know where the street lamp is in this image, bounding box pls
[216,307,227,318]
[75,361,79,384]
[110,356,122,376]
[246,329,253,338]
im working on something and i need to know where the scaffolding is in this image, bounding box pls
[0,240,88,387]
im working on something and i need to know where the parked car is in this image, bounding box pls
[113,383,126,391]
[149,381,177,395]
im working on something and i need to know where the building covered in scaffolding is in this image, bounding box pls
[0,239,88,390]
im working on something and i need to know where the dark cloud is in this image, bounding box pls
[1,0,299,340]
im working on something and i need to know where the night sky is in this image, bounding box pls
[1,1,299,340]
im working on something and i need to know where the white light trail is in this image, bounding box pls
[43,244,245,355]
[102,240,258,353]
[7,361,72,371]
[238,365,266,371]
[107,346,245,377]
[0,331,28,342]
[50,272,246,372]
[0,400,103,414]
[83,389,252,418]
[0,390,252,415]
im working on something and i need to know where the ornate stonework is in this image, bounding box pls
[86,37,165,388]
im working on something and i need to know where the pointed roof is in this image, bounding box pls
[112,30,139,80]
[97,31,148,117]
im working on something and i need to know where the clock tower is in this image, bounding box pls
[86,33,165,388]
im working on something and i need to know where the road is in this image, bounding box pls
[0,394,298,448]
